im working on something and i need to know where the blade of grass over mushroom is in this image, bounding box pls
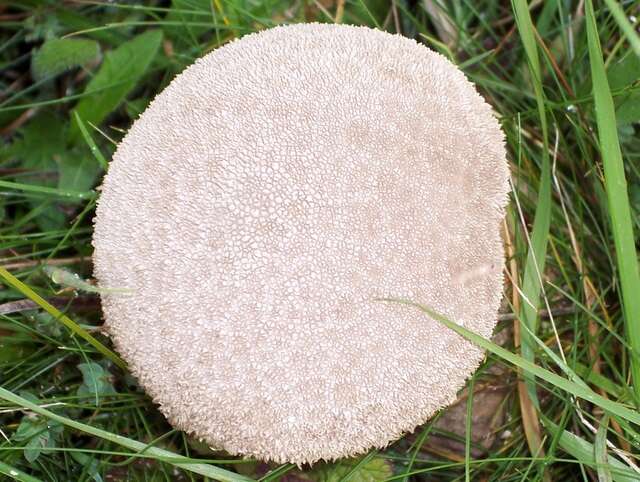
[586,0,640,403]
[0,387,255,482]
[0,267,126,370]
[378,299,640,427]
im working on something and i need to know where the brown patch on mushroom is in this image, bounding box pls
[93,23,510,464]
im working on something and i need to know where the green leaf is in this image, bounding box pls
[309,455,392,482]
[31,312,63,338]
[14,417,45,442]
[607,54,640,91]
[614,91,640,125]
[5,112,67,230]
[57,152,100,198]
[77,362,116,406]
[56,8,124,46]
[24,13,62,43]
[607,54,640,125]
[586,0,640,402]
[70,449,102,482]
[31,38,100,80]
[69,30,163,143]
[18,391,41,405]
[345,0,387,28]
[7,113,65,183]
[14,416,63,464]
[512,0,552,397]
[24,438,43,464]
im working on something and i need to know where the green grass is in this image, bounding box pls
[1,0,639,481]
[585,0,640,404]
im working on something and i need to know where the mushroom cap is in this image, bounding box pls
[93,23,509,464]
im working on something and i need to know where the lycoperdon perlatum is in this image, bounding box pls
[93,23,510,464]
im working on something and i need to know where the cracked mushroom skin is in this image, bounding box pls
[93,23,510,464]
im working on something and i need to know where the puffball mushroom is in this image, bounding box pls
[93,23,509,464]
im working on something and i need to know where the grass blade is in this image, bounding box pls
[586,0,640,403]
[511,0,552,467]
[511,0,552,387]
[0,460,43,482]
[0,387,254,482]
[0,180,95,200]
[595,416,613,482]
[465,376,474,482]
[73,111,108,171]
[0,267,126,370]
[544,419,637,482]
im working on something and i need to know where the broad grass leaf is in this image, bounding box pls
[69,30,163,143]
[585,0,640,401]
[31,38,100,80]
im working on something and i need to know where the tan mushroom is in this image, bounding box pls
[93,23,509,464]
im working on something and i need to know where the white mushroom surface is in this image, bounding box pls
[93,23,509,464]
